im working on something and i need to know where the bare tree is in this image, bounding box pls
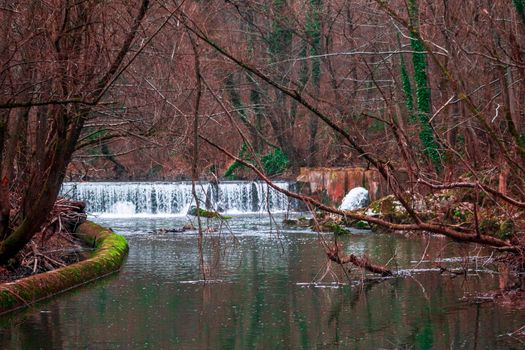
[0,0,150,263]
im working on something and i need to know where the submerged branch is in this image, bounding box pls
[326,245,393,276]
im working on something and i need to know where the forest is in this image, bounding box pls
[0,0,524,348]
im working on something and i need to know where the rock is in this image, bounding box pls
[153,224,194,234]
[366,194,409,223]
[187,206,232,219]
[350,220,371,230]
[182,223,195,230]
[311,221,350,235]
[340,187,369,210]
[283,217,312,227]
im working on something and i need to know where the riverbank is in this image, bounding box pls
[0,221,128,315]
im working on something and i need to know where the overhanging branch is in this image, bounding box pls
[199,134,515,251]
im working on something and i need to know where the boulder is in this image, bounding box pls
[366,194,409,223]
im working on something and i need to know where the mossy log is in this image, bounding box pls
[0,221,128,315]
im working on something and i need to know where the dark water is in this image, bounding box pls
[0,215,524,349]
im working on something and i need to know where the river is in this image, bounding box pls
[0,182,524,349]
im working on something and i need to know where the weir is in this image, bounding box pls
[61,181,295,217]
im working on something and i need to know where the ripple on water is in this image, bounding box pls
[0,214,524,350]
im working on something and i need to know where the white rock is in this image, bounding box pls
[340,187,369,210]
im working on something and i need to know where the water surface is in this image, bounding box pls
[0,215,524,349]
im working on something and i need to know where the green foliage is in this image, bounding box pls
[224,162,242,179]
[410,38,430,115]
[223,144,289,178]
[513,0,525,24]
[479,216,514,240]
[224,144,249,178]
[225,74,249,124]
[408,0,442,171]
[497,220,514,240]
[268,0,293,60]
[306,0,322,87]
[398,34,415,123]
[87,129,108,142]
[452,208,468,222]
[261,148,289,176]
[322,222,349,236]
[369,119,385,133]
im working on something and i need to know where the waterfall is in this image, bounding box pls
[61,181,295,217]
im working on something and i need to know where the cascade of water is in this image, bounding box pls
[61,181,294,217]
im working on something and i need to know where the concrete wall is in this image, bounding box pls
[296,167,389,206]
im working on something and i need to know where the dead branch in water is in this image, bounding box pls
[199,134,516,252]
[326,244,393,276]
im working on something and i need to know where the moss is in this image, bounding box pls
[352,220,371,230]
[268,0,293,61]
[324,222,349,235]
[367,195,412,224]
[497,220,514,240]
[0,221,128,315]
[369,195,397,215]
[408,0,442,171]
[312,221,349,235]
[188,207,232,220]
[480,218,514,240]
[305,0,321,87]
[398,34,415,123]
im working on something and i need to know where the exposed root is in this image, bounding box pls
[0,198,87,282]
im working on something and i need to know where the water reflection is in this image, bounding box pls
[0,215,524,349]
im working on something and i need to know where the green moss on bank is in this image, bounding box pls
[0,221,128,315]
